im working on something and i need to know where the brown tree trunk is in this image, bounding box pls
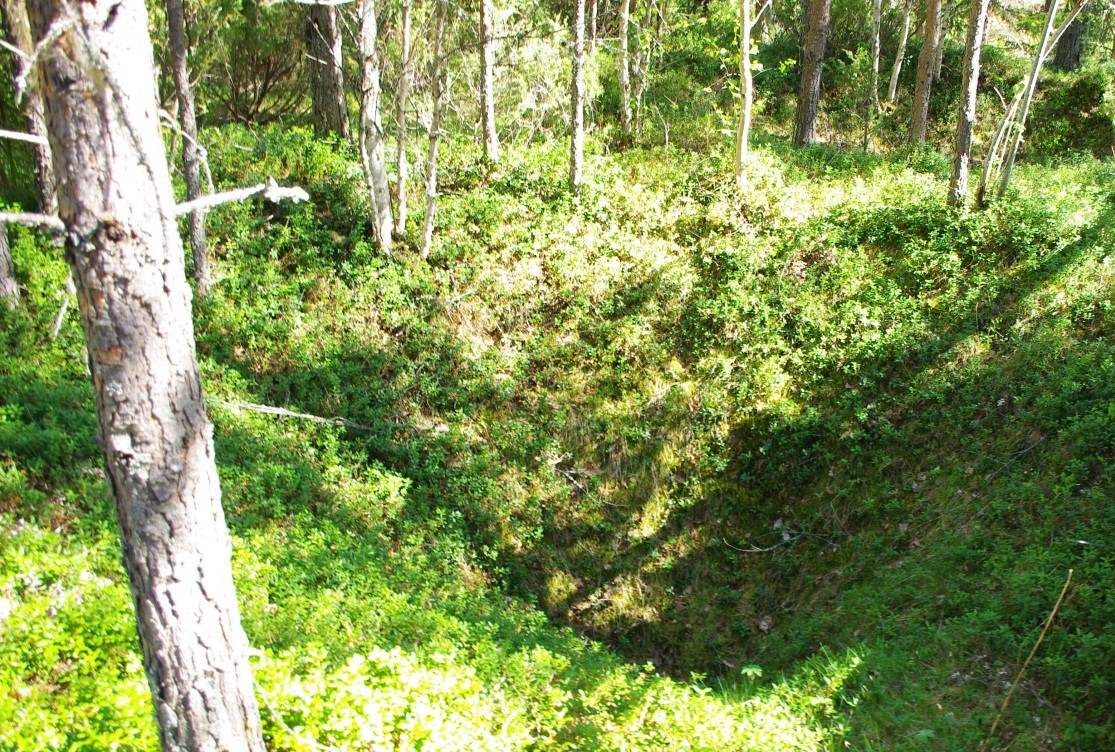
[360,0,393,253]
[933,0,954,82]
[794,0,831,145]
[166,0,211,298]
[306,5,351,140]
[1053,18,1084,70]
[909,0,943,142]
[394,0,412,236]
[571,0,586,189]
[0,224,17,307]
[887,0,916,104]
[24,0,266,748]
[2,0,56,211]
[422,0,448,259]
[480,0,499,163]
[948,0,992,206]
[619,0,632,138]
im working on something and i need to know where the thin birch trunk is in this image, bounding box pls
[948,0,991,206]
[933,0,953,81]
[619,0,632,138]
[480,0,499,163]
[2,0,56,211]
[24,0,266,747]
[360,0,394,253]
[422,0,448,258]
[735,0,752,183]
[394,0,412,236]
[166,0,210,297]
[909,0,943,142]
[887,0,916,104]
[571,0,586,189]
[306,5,351,140]
[590,0,598,51]
[794,0,832,145]
[0,225,17,307]
[864,0,882,150]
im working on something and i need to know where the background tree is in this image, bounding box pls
[909,0,942,141]
[887,0,916,104]
[394,0,413,236]
[480,0,499,162]
[0,225,15,306]
[948,0,992,206]
[794,0,831,145]
[2,0,54,211]
[23,0,266,746]
[360,0,393,253]
[570,0,585,188]
[306,4,351,139]
[736,0,754,180]
[422,0,449,258]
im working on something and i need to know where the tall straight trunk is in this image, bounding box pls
[1053,18,1084,69]
[166,0,210,298]
[618,0,632,137]
[360,0,393,254]
[571,0,586,189]
[422,0,449,259]
[755,0,769,42]
[24,0,266,747]
[887,0,916,104]
[480,0,499,163]
[631,0,660,133]
[909,0,943,142]
[590,0,598,51]
[948,0,992,206]
[306,5,351,140]
[0,225,17,307]
[793,0,831,145]
[933,0,954,81]
[864,0,882,149]
[394,0,412,236]
[2,0,56,211]
[735,0,753,183]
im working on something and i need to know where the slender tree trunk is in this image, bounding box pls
[735,0,753,182]
[909,0,943,142]
[306,5,351,140]
[590,0,598,51]
[948,0,992,206]
[1053,18,1084,70]
[360,0,393,254]
[24,0,266,748]
[2,0,56,211]
[166,0,210,298]
[755,0,769,42]
[887,0,916,104]
[571,0,586,189]
[933,0,953,82]
[863,0,882,150]
[793,0,832,145]
[394,0,412,236]
[618,0,633,138]
[480,0,499,163]
[422,0,448,259]
[0,225,17,307]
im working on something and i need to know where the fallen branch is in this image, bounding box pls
[174,182,310,216]
[207,399,375,432]
[0,212,64,232]
[0,128,47,145]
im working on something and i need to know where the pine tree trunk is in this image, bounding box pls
[394,0,412,237]
[794,0,832,145]
[480,0,500,163]
[360,0,394,254]
[948,0,992,206]
[1053,18,1084,70]
[422,0,449,259]
[909,0,942,142]
[2,0,56,211]
[571,0,586,189]
[0,224,17,308]
[619,0,633,138]
[887,0,916,104]
[166,0,210,298]
[23,0,266,748]
[306,5,351,140]
[735,0,753,182]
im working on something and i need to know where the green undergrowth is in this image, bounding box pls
[2,125,1114,750]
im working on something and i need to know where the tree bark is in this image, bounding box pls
[887,0,916,105]
[909,0,943,142]
[1053,17,1084,70]
[590,0,598,51]
[480,0,499,163]
[166,0,210,298]
[948,0,992,206]
[2,0,56,211]
[618,0,633,138]
[360,0,393,254]
[394,0,412,236]
[864,0,882,149]
[0,224,17,307]
[793,0,831,145]
[933,0,954,82]
[421,0,448,259]
[571,0,586,189]
[735,0,753,182]
[23,0,266,748]
[306,5,351,140]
